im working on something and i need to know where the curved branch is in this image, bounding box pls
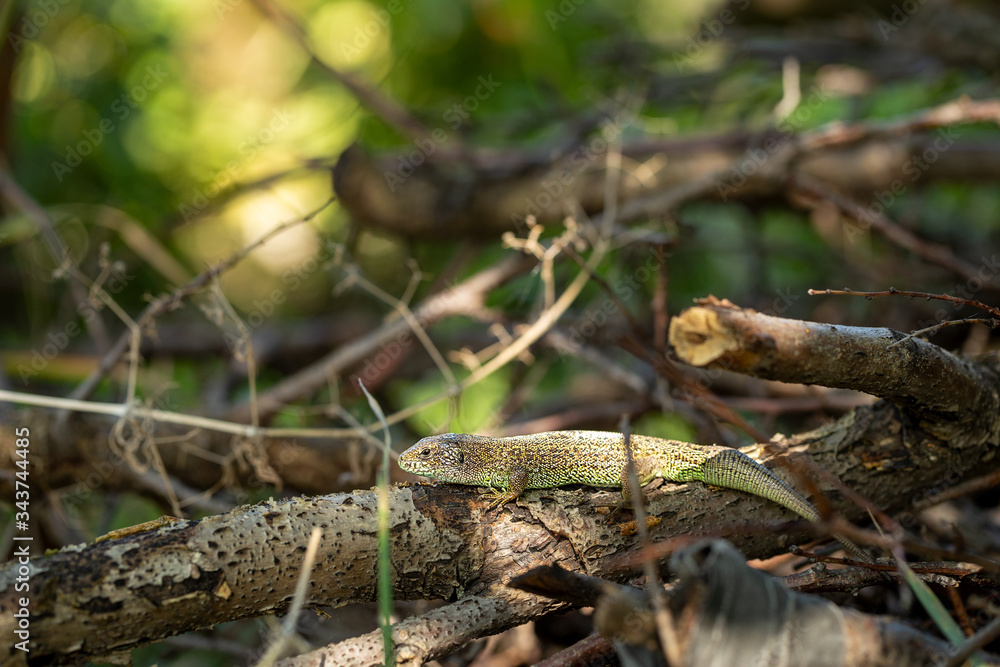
[334,99,1000,240]
[279,592,560,667]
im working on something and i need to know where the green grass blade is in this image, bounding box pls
[360,380,394,667]
[896,559,982,666]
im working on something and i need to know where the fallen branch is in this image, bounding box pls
[668,297,999,419]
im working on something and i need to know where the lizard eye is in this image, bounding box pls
[456,451,465,464]
[420,448,431,457]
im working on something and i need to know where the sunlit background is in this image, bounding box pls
[4,0,999,467]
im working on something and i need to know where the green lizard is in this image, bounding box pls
[398,430,870,561]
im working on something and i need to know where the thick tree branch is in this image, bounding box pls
[668,298,1000,420]
[6,389,1000,664]
[334,99,1000,239]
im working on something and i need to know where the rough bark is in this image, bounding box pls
[3,310,999,665]
[0,489,479,665]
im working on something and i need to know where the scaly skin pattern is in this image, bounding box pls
[399,430,870,561]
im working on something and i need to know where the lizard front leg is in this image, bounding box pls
[485,466,529,510]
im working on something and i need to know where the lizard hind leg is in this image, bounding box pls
[619,456,660,505]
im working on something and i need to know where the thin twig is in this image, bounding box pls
[558,242,644,334]
[69,197,336,403]
[807,288,1000,318]
[808,287,1000,348]
[347,269,458,390]
[793,178,1000,298]
[255,527,323,667]
[364,167,626,431]
[771,56,801,123]
[0,158,111,350]
[944,616,1000,667]
[886,318,1000,349]
[230,251,536,424]
[0,388,400,453]
[653,244,670,352]
[798,97,1000,151]
[912,468,1000,512]
[619,335,769,443]
[621,417,682,667]
[206,280,263,429]
[376,235,608,430]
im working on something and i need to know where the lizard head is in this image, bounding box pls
[398,433,480,484]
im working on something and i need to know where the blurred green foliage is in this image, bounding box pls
[4,0,999,441]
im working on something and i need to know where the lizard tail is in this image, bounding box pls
[701,449,820,521]
[702,449,872,563]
